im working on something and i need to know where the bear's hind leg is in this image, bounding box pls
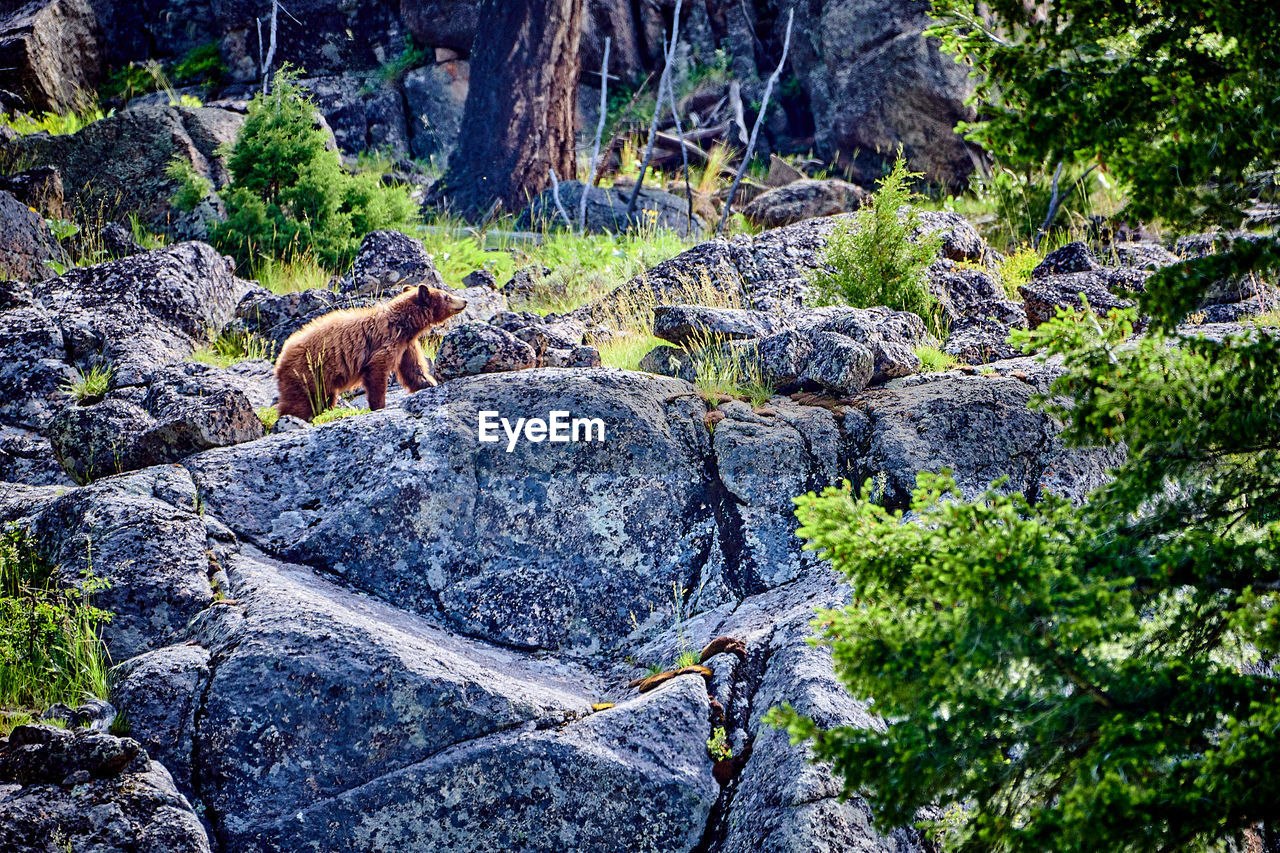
[395,341,438,393]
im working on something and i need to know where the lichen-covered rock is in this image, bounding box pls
[0,424,69,485]
[854,369,1123,505]
[742,179,867,229]
[232,285,364,352]
[434,321,537,381]
[0,190,65,282]
[752,329,874,397]
[338,229,444,296]
[0,724,209,853]
[111,644,210,795]
[48,363,263,483]
[1031,241,1101,278]
[654,304,792,347]
[1019,268,1149,329]
[1,106,242,236]
[29,242,256,387]
[28,465,214,661]
[0,302,78,430]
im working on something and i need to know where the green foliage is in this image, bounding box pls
[166,158,214,212]
[688,333,774,408]
[251,252,334,295]
[255,406,280,431]
[674,649,700,670]
[183,69,417,270]
[598,333,666,372]
[311,406,371,426]
[379,35,428,85]
[706,725,732,762]
[771,4,1280,850]
[62,365,112,403]
[809,154,945,337]
[913,345,957,373]
[172,42,226,88]
[0,526,111,731]
[996,245,1040,300]
[190,329,276,367]
[0,108,109,137]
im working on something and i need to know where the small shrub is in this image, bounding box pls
[379,35,428,85]
[256,406,280,431]
[171,68,418,270]
[707,725,732,762]
[0,526,111,733]
[191,329,276,367]
[914,345,958,373]
[62,365,112,403]
[809,153,945,337]
[311,406,371,426]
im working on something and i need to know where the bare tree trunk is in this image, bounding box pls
[433,0,584,222]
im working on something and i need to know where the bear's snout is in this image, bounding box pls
[446,293,467,315]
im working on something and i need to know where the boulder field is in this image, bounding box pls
[0,213,1267,851]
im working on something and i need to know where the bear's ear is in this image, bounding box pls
[416,284,431,305]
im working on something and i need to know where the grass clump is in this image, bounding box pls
[914,345,959,373]
[62,365,112,403]
[311,406,371,426]
[688,332,774,407]
[0,526,111,735]
[251,253,334,294]
[171,68,417,271]
[809,153,944,336]
[0,107,110,137]
[256,406,280,431]
[598,333,667,371]
[191,329,276,367]
[997,245,1041,300]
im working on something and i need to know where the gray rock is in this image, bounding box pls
[184,370,723,652]
[0,0,102,114]
[49,362,264,483]
[654,304,792,347]
[1031,241,1101,278]
[339,229,444,296]
[110,644,210,797]
[1020,268,1150,329]
[0,424,70,485]
[29,465,214,661]
[301,73,411,157]
[0,190,65,282]
[872,339,922,383]
[0,106,242,236]
[638,344,695,381]
[435,321,537,381]
[404,59,470,161]
[856,370,1123,505]
[0,725,210,853]
[1109,240,1180,271]
[0,165,65,220]
[0,302,78,430]
[519,180,706,238]
[751,329,874,397]
[742,179,867,229]
[29,242,256,387]
[233,285,366,352]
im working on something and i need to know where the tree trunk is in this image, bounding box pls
[433,0,583,221]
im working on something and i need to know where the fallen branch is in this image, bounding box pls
[578,36,611,235]
[717,7,794,235]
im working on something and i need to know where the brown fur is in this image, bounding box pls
[274,285,466,421]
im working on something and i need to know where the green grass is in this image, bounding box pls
[598,333,667,371]
[62,365,112,403]
[379,35,429,85]
[997,245,1042,300]
[688,332,775,407]
[256,406,280,431]
[312,406,372,426]
[0,107,110,137]
[253,253,335,294]
[915,345,959,373]
[191,329,276,367]
[675,649,700,669]
[0,526,112,736]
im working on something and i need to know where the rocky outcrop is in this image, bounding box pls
[520,180,706,238]
[0,189,65,283]
[0,106,242,236]
[48,362,264,483]
[0,723,210,853]
[0,0,102,114]
[434,322,538,380]
[1019,242,1151,328]
[742,179,867,229]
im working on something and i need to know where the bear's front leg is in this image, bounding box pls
[395,340,438,392]
[361,353,394,410]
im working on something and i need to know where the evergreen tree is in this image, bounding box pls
[769,2,1280,850]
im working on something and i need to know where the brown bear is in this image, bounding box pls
[274,285,466,421]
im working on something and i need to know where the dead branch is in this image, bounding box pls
[717,7,794,234]
[626,0,683,220]
[578,36,611,234]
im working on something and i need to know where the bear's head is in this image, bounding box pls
[391,285,467,336]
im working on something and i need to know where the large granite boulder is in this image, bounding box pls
[0,189,65,283]
[434,321,538,381]
[0,0,102,114]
